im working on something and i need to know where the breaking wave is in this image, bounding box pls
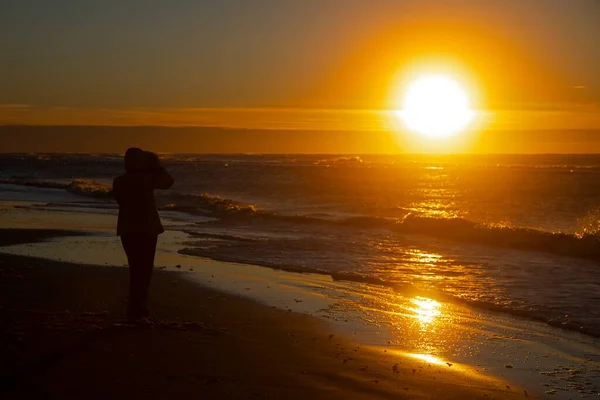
[179,243,600,337]
[158,193,262,218]
[66,179,113,198]
[315,156,364,166]
[0,178,67,190]
[392,214,600,260]
[1,177,113,199]
[172,194,600,261]
[5,176,600,261]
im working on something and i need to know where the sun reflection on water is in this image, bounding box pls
[406,249,442,266]
[407,352,446,365]
[405,201,460,219]
[408,296,441,325]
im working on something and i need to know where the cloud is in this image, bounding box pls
[0,104,33,109]
[0,105,599,131]
[0,106,391,131]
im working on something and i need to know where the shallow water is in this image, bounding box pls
[1,205,599,399]
[1,153,600,338]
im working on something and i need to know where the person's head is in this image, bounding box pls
[124,147,149,173]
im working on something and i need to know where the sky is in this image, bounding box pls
[1,0,600,152]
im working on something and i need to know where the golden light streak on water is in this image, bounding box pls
[407,353,446,365]
[408,296,441,325]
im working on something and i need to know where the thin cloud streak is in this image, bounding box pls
[0,105,599,131]
[0,104,33,109]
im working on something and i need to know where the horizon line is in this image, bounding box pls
[2,124,600,133]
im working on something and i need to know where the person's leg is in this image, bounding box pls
[121,235,146,319]
[137,234,158,318]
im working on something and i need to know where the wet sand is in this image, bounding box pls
[0,229,523,399]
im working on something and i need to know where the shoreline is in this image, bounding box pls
[179,244,600,340]
[4,193,599,340]
[1,205,599,398]
[0,231,524,399]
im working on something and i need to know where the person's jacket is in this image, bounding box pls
[113,167,174,236]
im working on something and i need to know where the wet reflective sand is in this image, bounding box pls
[2,204,599,398]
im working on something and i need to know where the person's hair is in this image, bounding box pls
[124,147,148,173]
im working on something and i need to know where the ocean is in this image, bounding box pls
[1,152,600,337]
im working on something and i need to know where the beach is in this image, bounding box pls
[0,229,527,400]
[1,212,599,399]
[1,154,600,399]
[3,0,600,397]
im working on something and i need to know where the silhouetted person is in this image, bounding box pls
[113,148,174,320]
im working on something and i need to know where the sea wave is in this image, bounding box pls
[178,198,600,261]
[315,156,364,166]
[1,177,113,199]
[152,188,600,260]
[179,244,600,338]
[66,179,112,198]
[5,176,600,261]
[158,193,263,218]
[184,231,267,243]
[392,214,600,260]
[0,178,67,190]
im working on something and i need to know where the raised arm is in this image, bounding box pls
[152,166,174,190]
[146,152,174,190]
[114,151,174,196]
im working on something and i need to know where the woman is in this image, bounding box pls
[113,148,174,320]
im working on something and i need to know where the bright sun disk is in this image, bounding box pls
[399,75,474,138]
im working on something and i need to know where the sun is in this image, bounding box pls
[398,75,474,138]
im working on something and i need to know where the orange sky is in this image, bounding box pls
[1,105,599,132]
[1,0,599,152]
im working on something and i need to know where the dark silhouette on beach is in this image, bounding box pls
[113,148,174,320]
